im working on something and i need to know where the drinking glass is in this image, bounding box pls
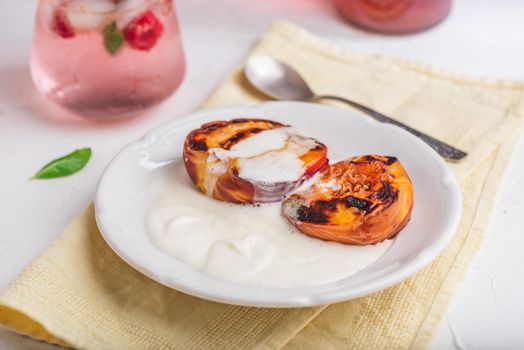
[334,0,452,34]
[30,0,186,120]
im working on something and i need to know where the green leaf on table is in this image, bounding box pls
[32,148,92,180]
[103,22,124,55]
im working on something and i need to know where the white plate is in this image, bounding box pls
[95,101,462,307]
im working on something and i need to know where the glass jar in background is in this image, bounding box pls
[333,0,452,34]
[30,0,185,120]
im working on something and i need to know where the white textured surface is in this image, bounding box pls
[0,0,523,348]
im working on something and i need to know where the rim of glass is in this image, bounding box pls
[45,0,169,15]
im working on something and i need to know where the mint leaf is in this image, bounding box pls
[103,22,124,55]
[32,148,92,180]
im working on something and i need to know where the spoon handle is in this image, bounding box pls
[315,95,467,162]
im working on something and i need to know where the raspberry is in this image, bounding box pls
[51,8,75,39]
[123,11,164,51]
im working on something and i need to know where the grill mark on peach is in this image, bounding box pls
[230,118,287,125]
[385,156,398,165]
[219,128,264,150]
[189,140,208,151]
[186,119,285,151]
[296,196,374,224]
[296,204,329,224]
[369,180,398,204]
[345,196,373,211]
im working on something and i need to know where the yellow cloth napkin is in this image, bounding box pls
[1,21,523,349]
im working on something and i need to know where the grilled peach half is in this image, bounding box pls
[282,155,414,245]
[183,118,328,204]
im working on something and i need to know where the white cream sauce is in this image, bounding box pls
[206,127,317,184]
[146,161,393,288]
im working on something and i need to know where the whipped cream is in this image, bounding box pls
[206,127,318,184]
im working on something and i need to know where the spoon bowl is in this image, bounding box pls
[245,56,315,101]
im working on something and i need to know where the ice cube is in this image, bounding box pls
[117,0,146,13]
[115,0,146,30]
[71,0,116,13]
[67,0,116,30]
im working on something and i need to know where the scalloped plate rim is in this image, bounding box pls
[95,101,462,307]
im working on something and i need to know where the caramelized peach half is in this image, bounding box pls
[183,119,328,204]
[282,155,414,245]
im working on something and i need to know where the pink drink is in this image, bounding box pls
[334,0,452,34]
[31,0,185,120]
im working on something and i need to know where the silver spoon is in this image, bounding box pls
[244,55,467,162]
